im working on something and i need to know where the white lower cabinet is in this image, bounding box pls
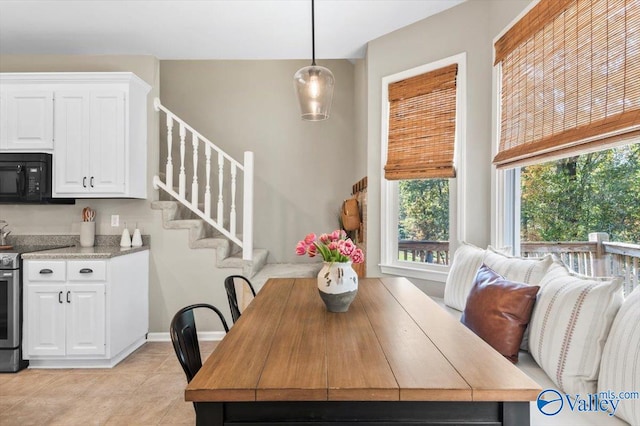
[23,251,149,368]
[27,283,105,357]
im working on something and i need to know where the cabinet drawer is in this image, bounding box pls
[27,261,66,282]
[67,261,106,281]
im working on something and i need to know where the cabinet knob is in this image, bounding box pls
[40,269,53,274]
[79,268,93,274]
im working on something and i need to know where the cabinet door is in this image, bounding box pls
[53,91,91,195]
[4,90,54,151]
[66,283,106,356]
[0,91,7,148]
[89,91,126,195]
[26,285,66,357]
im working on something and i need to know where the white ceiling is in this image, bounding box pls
[0,0,464,60]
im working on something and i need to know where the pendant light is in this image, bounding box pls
[293,0,335,121]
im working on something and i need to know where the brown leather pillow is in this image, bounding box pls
[461,264,540,363]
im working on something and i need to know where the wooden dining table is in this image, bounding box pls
[185,277,542,425]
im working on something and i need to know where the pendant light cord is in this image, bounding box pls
[311,0,316,66]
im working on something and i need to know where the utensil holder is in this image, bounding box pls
[80,222,96,247]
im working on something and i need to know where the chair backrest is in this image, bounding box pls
[170,303,229,383]
[224,275,256,323]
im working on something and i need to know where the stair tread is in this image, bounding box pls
[150,200,178,209]
[165,219,204,229]
[191,237,229,249]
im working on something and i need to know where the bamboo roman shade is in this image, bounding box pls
[494,0,640,169]
[385,63,458,180]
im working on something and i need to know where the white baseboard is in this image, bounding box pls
[146,331,226,342]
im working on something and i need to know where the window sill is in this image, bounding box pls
[379,263,449,283]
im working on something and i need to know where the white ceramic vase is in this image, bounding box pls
[317,261,358,312]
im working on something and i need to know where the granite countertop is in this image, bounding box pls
[21,244,149,260]
[9,234,150,260]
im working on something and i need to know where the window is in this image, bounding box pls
[381,53,466,281]
[494,0,640,272]
[503,144,640,251]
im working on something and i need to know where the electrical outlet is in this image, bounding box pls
[111,215,120,227]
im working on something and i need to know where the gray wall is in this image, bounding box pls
[159,60,359,263]
[360,0,532,287]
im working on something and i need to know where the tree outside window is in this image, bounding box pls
[520,144,640,244]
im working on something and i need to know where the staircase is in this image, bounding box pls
[152,99,321,283]
[151,200,268,277]
[153,98,253,261]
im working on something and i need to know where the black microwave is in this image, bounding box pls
[0,153,74,204]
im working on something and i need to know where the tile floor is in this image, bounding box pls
[0,341,217,425]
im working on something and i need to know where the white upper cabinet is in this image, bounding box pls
[54,90,127,195]
[0,73,151,198]
[0,90,54,151]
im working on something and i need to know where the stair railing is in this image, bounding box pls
[153,98,253,261]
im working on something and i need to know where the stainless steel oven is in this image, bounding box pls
[0,252,26,372]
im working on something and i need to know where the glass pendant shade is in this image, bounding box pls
[294,65,335,121]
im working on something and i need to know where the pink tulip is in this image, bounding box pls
[328,241,339,251]
[304,233,317,245]
[319,233,330,243]
[338,239,355,256]
[295,241,307,256]
[351,248,364,263]
[307,244,317,257]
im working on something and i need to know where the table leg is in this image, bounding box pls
[503,402,530,426]
[195,402,223,426]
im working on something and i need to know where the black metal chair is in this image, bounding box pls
[170,303,229,383]
[224,275,256,323]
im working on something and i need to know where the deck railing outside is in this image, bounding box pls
[398,240,449,265]
[399,232,639,296]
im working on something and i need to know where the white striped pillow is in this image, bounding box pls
[598,286,640,425]
[484,246,553,285]
[528,260,623,395]
[443,242,485,311]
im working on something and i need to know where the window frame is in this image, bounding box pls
[380,52,467,282]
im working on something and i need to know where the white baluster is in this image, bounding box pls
[191,134,199,207]
[204,146,212,218]
[230,163,237,236]
[242,151,254,261]
[178,123,186,198]
[217,152,224,226]
[165,115,173,189]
